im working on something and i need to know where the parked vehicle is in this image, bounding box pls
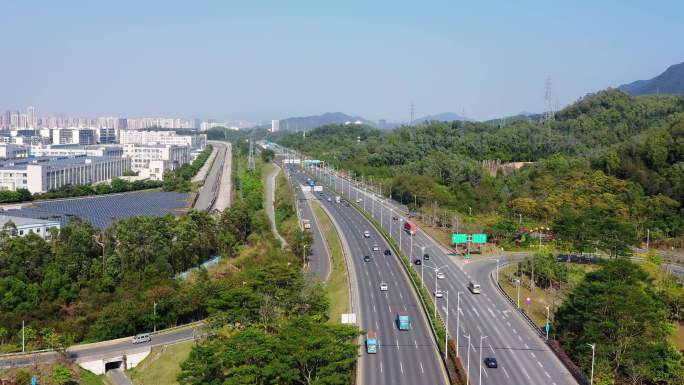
[366,332,378,353]
[132,333,151,344]
[404,220,417,235]
[396,311,411,330]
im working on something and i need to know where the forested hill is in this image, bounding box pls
[619,61,684,95]
[274,89,684,239]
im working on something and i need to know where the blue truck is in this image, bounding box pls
[307,179,315,187]
[366,332,378,353]
[396,311,411,331]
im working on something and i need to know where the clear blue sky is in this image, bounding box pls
[1,0,682,122]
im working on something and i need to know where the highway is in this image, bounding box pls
[289,165,448,385]
[310,163,579,385]
[194,141,231,211]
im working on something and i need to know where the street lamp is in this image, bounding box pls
[588,343,596,385]
[420,246,426,287]
[464,334,471,385]
[516,279,521,308]
[479,335,488,385]
[445,290,449,361]
[495,259,499,282]
[153,301,157,333]
[456,291,463,357]
[303,244,307,269]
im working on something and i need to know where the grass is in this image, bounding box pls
[311,201,350,323]
[128,340,194,385]
[273,165,300,244]
[497,263,597,327]
[0,364,106,385]
[80,367,108,385]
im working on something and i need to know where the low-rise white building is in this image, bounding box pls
[0,155,131,193]
[0,144,30,160]
[31,144,124,158]
[0,215,60,238]
[119,130,206,150]
[123,143,189,180]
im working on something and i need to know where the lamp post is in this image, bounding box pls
[479,335,488,385]
[420,246,426,287]
[456,291,463,357]
[464,334,471,385]
[495,259,499,282]
[445,290,449,361]
[153,301,157,333]
[303,244,307,269]
[516,279,521,308]
[588,343,596,385]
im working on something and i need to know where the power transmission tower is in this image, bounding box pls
[247,139,256,172]
[410,102,415,125]
[543,77,555,123]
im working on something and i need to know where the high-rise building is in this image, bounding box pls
[26,106,36,128]
[271,120,280,132]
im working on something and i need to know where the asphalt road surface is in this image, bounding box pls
[290,167,448,385]
[312,164,579,385]
[285,165,331,280]
[194,141,229,211]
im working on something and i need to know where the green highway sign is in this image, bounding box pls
[472,234,488,244]
[452,233,468,244]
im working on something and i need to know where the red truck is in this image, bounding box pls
[404,220,417,235]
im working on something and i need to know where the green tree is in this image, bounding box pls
[260,149,275,163]
[50,364,73,385]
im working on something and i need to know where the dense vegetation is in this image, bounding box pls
[275,90,684,244]
[555,259,683,384]
[0,178,163,204]
[163,144,214,192]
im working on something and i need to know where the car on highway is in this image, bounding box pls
[363,255,371,262]
[356,198,362,203]
[363,230,370,238]
[434,290,444,298]
[372,244,380,251]
[484,357,498,368]
[414,259,422,265]
[132,333,151,344]
[423,253,430,261]
[327,197,332,202]
[384,249,391,255]
[392,215,399,220]
[380,282,388,291]
[468,281,482,294]
[437,271,445,279]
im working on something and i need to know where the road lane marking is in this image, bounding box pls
[396,338,400,350]
[537,361,543,368]
[502,367,511,379]
[521,366,531,380]
[531,352,536,358]
[400,361,404,373]
[420,361,424,374]
[545,371,551,378]
[380,361,383,373]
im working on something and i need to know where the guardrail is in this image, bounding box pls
[490,262,589,385]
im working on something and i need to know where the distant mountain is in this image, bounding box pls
[278,112,375,131]
[618,61,684,95]
[414,112,474,122]
[484,112,543,125]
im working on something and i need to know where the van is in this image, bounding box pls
[132,333,151,344]
[468,281,481,294]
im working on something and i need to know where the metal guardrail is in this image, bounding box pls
[490,262,589,385]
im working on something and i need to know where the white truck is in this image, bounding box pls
[302,219,312,230]
[335,196,341,203]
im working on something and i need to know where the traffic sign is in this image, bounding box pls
[472,233,488,244]
[545,323,550,333]
[452,233,468,244]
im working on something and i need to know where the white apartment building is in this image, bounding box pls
[119,130,206,150]
[0,155,130,193]
[31,144,124,158]
[271,120,280,132]
[123,143,189,180]
[0,215,60,239]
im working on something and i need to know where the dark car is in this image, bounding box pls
[363,255,371,262]
[414,259,422,265]
[484,357,498,368]
[423,254,430,261]
[384,249,391,256]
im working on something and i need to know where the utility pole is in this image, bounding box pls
[516,279,521,308]
[588,343,596,385]
[303,244,307,269]
[22,320,25,353]
[545,305,550,340]
[464,334,471,385]
[420,245,425,287]
[456,292,462,357]
[153,302,157,333]
[445,290,449,361]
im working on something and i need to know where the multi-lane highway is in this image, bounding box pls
[289,165,448,385]
[309,163,579,385]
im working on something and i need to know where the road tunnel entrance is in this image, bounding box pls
[104,360,123,372]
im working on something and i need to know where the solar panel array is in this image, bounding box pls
[3,191,190,229]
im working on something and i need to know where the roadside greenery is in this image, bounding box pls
[163,144,213,192]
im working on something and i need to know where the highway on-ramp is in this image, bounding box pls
[312,163,579,385]
[289,166,448,385]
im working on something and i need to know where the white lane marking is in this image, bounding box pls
[400,361,404,373]
[524,343,529,349]
[521,366,531,380]
[396,338,400,350]
[537,361,543,368]
[502,367,511,379]
[512,328,518,334]
[414,339,418,348]
[472,308,480,318]
[531,352,536,358]
[545,371,551,378]
[487,307,496,318]
[375,321,379,329]
[518,335,523,341]
[488,343,495,354]
[380,361,383,373]
[388,304,392,313]
[476,324,483,333]
[420,361,424,374]
[373,305,376,313]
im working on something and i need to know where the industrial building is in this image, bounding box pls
[123,143,189,180]
[0,215,60,238]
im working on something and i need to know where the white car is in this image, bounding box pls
[434,290,444,298]
[363,231,370,238]
[380,282,388,291]
[437,272,445,279]
[372,244,380,251]
[356,198,362,203]
[132,333,151,344]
